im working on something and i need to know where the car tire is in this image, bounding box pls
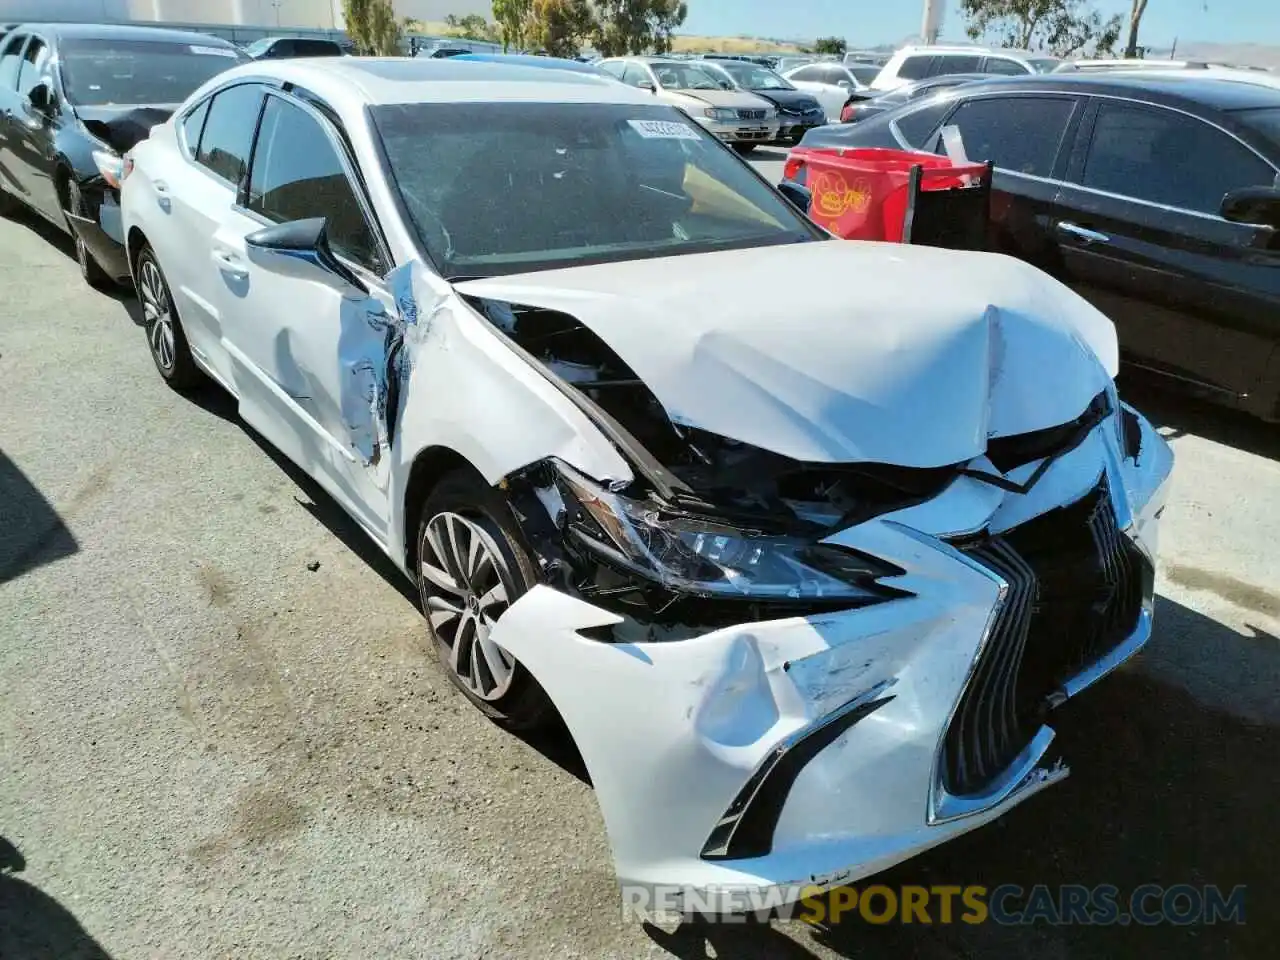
[733,142,757,154]
[134,244,201,391]
[72,228,112,290]
[416,468,553,731]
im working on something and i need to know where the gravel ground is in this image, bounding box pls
[1,176,1277,960]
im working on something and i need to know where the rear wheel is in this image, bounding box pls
[135,245,201,391]
[416,469,552,730]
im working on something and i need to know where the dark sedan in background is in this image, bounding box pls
[699,59,826,143]
[839,71,989,123]
[0,23,247,286]
[787,73,1280,421]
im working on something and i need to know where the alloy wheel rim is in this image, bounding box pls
[418,511,516,701]
[139,259,175,372]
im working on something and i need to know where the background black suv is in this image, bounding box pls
[789,73,1280,421]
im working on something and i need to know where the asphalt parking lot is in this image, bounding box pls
[1,150,1278,958]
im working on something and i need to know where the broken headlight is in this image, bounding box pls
[554,463,901,601]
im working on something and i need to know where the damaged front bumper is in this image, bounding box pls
[487,410,1172,913]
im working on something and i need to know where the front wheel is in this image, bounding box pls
[135,245,201,391]
[416,469,552,730]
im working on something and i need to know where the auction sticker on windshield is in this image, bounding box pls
[628,120,701,140]
[190,45,239,57]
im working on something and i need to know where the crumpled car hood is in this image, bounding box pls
[76,104,178,154]
[454,241,1119,469]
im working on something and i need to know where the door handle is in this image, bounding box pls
[153,179,168,194]
[1057,221,1110,244]
[211,248,248,279]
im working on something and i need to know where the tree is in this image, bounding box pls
[813,36,847,55]
[590,0,689,57]
[492,0,533,51]
[959,0,1121,56]
[1124,0,1149,58]
[343,0,402,55]
[445,13,501,42]
[527,0,595,57]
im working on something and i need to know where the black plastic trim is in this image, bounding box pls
[701,694,895,861]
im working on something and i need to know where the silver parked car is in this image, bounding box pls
[598,55,779,151]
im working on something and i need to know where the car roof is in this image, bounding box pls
[217,57,651,108]
[12,22,239,46]
[898,44,1046,58]
[932,71,1280,110]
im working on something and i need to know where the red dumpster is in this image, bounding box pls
[784,147,990,242]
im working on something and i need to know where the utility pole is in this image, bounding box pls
[271,0,283,28]
[921,0,944,45]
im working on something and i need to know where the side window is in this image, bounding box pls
[789,65,823,82]
[940,96,1075,176]
[896,56,936,81]
[932,54,981,75]
[248,95,380,271]
[267,39,290,58]
[983,57,1028,75]
[1081,103,1275,214]
[893,99,956,148]
[820,65,849,86]
[180,99,211,156]
[598,60,624,79]
[622,63,651,87]
[196,84,265,187]
[16,37,50,97]
[0,34,27,90]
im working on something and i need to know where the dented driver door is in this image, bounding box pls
[212,90,403,541]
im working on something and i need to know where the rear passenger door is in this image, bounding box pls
[930,93,1082,270]
[1052,99,1280,401]
[153,82,266,383]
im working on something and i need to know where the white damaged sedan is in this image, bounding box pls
[120,58,1173,909]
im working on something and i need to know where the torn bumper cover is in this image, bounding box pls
[487,411,1172,912]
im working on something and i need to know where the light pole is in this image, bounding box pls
[271,0,283,28]
[920,0,944,44]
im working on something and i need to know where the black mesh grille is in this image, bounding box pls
[943,479,1152,796]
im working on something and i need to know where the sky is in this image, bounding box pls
[680,0,1278,48]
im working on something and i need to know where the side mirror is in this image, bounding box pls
[638,80,655,92]
[245,217,369,294]
[777,180,812,214]
[26,81,53,116]
[837,79,853,89]
[1220,186,1280,229]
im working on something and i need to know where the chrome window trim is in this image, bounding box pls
[887,88,1280,223]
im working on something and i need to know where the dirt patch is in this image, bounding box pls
[1166,565,1280,621]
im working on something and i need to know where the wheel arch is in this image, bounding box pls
[125,225,149,278]
[400,445,483,573]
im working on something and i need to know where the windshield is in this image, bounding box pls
[651,61,723,90]
[717,61,792,90]
[242,38,272,56]
[371,101,820,279]
[848,64,881,85]
[60,38,246,106]
[1027,57,1062,73]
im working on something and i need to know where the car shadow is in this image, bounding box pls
[0,837,113,959]
[1118,374,1280,462]
[0,449,79,585]
[644,594,1277,959]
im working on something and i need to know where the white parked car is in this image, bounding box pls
[119,57,1172,912]
[598,55,779,151]
[872,45,1063,91]
[782,61,881,121]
